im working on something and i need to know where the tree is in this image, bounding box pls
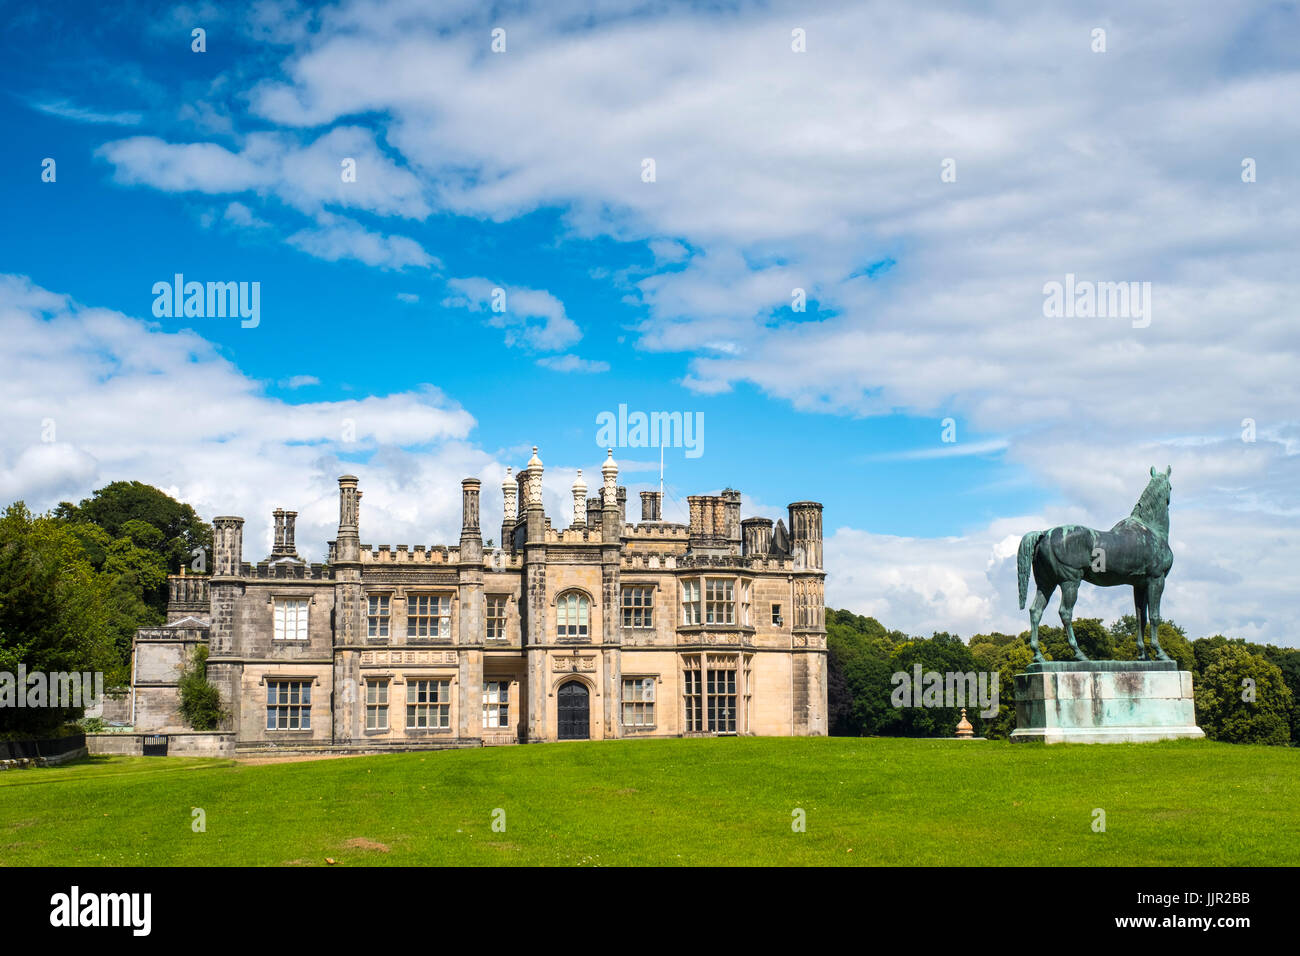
[971,636,1034,740]
[1193,636,1300,744]
[64,522,166,668]
[0,504,121,735]
[826,609,897,736]
[1113,621,1195,672]
[888,634,986,738]
[55,480,211,591]
[1194,644,1292,745]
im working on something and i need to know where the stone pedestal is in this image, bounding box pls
[1011,660,1205,744]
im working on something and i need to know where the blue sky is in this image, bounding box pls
[2,0,1297,644]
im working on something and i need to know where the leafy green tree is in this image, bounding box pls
[0,504,121,734]
[1113,622,1194,672]
[1257,645,1300,743]
[826,609,897,736]
[1194,644,1292,745]
[55,480,211,592]
[888,634,986,737]
[1192,637,1300,744]
[64,522,166,667]
[971,637,1034,739]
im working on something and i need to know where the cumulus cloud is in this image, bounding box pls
[443,277,581,351]
[286,212,437,269]
[0,274,494,562]
[827,496,1300,646]
[98,126,431,218]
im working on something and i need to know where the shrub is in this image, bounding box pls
[178,646,225,731]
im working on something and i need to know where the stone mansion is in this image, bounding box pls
[131,448,827,751]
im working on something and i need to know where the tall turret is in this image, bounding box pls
[523,446,545,542]
[788,501,823,570]
[213,516,244,576]
[742,517,773,556]
[601,449,621,540]
[571,470,587,529]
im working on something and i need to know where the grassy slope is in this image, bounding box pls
[1,737,1296,866]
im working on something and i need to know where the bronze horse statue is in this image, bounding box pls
[1017,466,1173,663]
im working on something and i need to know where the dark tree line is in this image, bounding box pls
[827,608,1298,745]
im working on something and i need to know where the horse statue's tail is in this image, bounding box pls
[1017,530,1044,609]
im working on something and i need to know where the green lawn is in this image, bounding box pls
[1,737,1296,866]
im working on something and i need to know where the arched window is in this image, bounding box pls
[556,591,590,640]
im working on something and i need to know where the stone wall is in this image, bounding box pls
[86,732,236,757]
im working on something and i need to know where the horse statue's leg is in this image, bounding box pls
[1133,582,1149,661]
[1146,576,1173,661]
[1058,580,1090,661]
[1028,586,1051,663]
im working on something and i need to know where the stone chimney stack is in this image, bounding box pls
[271,509,298,557]
[213,516,244,576]
[501,467,516,550]
[336,475,362,564]
[688,492,741,555]
[722,489,742,545]
[571,470,587,529]
[640,490,663,521]
[461,478,481,534]
[742,517,773,556]
[460,478,483,563]
[617,486,628,524]
[586,496,602,531]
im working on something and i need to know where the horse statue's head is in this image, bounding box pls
[1133,465,1172,532]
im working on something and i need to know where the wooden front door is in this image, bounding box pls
[556,681,590,740]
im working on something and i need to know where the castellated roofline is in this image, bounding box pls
[210,467,821,568]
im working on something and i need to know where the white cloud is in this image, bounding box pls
[443,277,581,351]
[222,201,272,230]
[536,354,609,374]
[100,127,431,218]
[28,99,142,126]
[286,212,436,270]
[0,274,492,562]
[826,495,1300,646]
[278,375,319,389]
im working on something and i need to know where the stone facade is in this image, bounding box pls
[130,447,827,751]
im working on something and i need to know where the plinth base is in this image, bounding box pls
[1011,661,1205,744]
